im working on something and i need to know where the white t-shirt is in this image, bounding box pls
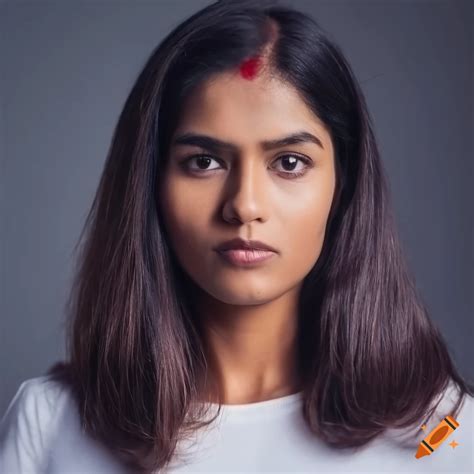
[0,375,472,473]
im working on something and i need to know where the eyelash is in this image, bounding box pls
[181,154,313,179]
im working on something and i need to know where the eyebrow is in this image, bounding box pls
[171,130,324,152]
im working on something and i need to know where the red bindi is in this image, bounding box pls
[239,56,262,80]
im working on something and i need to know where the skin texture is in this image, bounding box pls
[159,69,336,404]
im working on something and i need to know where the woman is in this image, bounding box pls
[1,0,472,473]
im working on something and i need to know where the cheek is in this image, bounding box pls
[276,178,335,267]
[279,205,328,276]
[159,178,213,260]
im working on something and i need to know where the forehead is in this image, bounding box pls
[174,72,330,147]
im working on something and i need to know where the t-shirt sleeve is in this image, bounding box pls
[0,378,59,474]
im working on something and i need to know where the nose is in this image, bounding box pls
[222,157,269,225]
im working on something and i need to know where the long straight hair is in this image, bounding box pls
[47,0,474,472]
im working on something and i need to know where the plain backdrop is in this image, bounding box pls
[0,0,472,416]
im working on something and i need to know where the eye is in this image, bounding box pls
[182,153,313,178]
[273,154,312,177]
[184,155,222,172]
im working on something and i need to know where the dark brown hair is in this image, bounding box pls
[46,0,474,472]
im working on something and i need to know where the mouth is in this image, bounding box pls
[214,237,278,253]
[215,248,276,267]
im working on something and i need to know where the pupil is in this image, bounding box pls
[197,156,211,169]
[282,156,297,171]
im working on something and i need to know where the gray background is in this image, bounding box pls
[1,0,472,416]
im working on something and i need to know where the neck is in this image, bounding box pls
[190,282,303,405]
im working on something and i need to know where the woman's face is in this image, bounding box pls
[159,71,336,306]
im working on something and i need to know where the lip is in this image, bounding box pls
[214,238,278,253]
[216,248,277,267]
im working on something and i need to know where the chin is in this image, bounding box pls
[204,284,278,306]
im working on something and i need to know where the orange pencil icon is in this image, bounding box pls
[415,415,460,459]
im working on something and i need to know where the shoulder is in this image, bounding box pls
[377,379,474,473]
[421,380,473,441]
[1,375,71,427]
[382,380,474,443]
[0,375,73,473]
